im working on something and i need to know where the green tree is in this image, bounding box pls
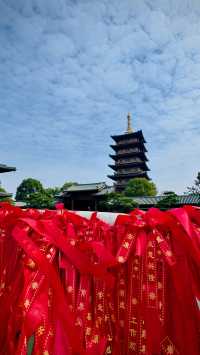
[0,185,13,203]
[157,192,179,210]
[124,178,157,197]
[61,181,78,191]
[187,172,200,194]
[99,192,138,213]
[16,178,44,202]
[26,190,55,209]
[45,187,61,198]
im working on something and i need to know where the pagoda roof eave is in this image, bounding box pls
[108,172,150,181]
[111,130,146,143]
[108,162,150,171]
[110,145,147,153]
[110,142,147,151]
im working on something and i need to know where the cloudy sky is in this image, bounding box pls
[0,0,200,195]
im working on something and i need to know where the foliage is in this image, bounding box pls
[61,181,78,191]
[99,192,138,213]
[26,190,55,209]
[16,178,44,202]
[124,178,157,197]
[157,192,179,210]
[187,172,200,194]
[0,185,14,204]
[15,178,79,209]
[45,187,61,198]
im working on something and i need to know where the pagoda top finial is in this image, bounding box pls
[126,112,133,133]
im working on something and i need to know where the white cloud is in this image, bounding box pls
[0,0,200,195]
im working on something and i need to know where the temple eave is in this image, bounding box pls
[110,142,147,151]
[111,130,146,143]
[109,163,150,171]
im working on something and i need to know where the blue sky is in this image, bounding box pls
[0,0,200,195]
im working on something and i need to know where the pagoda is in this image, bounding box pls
[108,113,150,192]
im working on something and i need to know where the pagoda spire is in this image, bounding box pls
[126,112,133,133]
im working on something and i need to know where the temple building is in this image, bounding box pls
[58,182,113,211]
[0,163,16,199]
[108,113,150,192]
[59,113,150,210]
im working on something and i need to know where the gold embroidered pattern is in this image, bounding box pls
[37,326,45,336]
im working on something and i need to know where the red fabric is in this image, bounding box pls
[0,203,199,354]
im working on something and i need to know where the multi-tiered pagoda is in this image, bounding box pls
[108,113,150,192]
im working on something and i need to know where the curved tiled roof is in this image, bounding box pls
[65,182,106,192]
[132,194,200,205]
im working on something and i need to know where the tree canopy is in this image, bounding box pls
[15,179,79,209]
[0,185,13,203]
[187,172,200,194]
[157,192,179,210]
[99,192,138,213]
[26,190,55,209]
[45,187,61,198]
[124,178,157,197]
[16,178,44,202]
[61,181,78,191]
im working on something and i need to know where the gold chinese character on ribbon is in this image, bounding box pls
[85,327,91,336]
[130,328,137,337]
[119,301,125,309]
[67,285,73,293]
[132,298,138,305]
[37,326,45,336]
[92,335,99,344]
[24,299,30,309]
[97,291,103,299]
[119,289,125,297]
[123,241,130,249]
[118,256,125,263]
[97,304,103,311]
[31,282,39,289]
[148,274,155,282]
[129,342,136,350]
[78,302,84,311]
[149,292,156,300]
[87,313,92,320]
[80,289,87,297]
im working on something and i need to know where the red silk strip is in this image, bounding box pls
[0,204,200,355]
[11,225,86,355]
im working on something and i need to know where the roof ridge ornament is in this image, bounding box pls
[126,112,133,133]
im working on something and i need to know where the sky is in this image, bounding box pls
[0,0,200,195]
